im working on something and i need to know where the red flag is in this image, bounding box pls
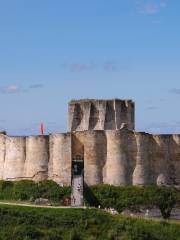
[40,123,45,135]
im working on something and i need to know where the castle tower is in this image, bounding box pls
[68,99,135,131]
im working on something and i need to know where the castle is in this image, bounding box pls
[0,99,180,186]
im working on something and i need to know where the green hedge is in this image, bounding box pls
[0,180,71,203]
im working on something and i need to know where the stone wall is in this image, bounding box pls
[0,130,180,186]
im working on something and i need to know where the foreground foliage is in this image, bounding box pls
[0,204,180,240]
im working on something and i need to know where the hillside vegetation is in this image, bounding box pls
[0,204,180,240]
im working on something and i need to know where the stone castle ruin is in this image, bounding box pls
[0,99,180,186]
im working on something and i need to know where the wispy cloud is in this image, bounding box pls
[0,85,21,94]
[146,106,158,110]
[134,0,168,15]
[29,84,44,89]
[0,83,44,95]
[60,63,95,72]
[69,63,93,72]
[61,61,121,72]
[170,88,180,95]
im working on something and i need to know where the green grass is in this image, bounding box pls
[0,204,180,240]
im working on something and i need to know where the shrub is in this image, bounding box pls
[0,180,71,204]
[13,180,38,201]
[85,185,180,219]
[0,181,14,200]
[37,180,71,203]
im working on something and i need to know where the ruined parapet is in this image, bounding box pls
[83,131,106,185]
[24,136,49,181]
[49,133,71,185]
[68,99,135,132]
[133,132,151,185]
[0,133,6,179]
[152,135,171,185]
[104,129,130,186]
[170,135,180,185]
[3,136,26,180]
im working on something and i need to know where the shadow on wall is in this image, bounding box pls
[72,104,83,131]
[83,182,100,207]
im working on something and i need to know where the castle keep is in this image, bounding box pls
[0,99,180,186]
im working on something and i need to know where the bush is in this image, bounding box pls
[85,185,180,219]
[37,180,71,203]
[0,180,71,204]
[0,181,14,200]
[13,180,38,201]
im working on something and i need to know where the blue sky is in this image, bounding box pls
[0,0,180,135]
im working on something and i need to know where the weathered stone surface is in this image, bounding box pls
[133,132,151,185]
[152,135,171,185]
[68,99,135,131]
[104,129,130,186]
[3,136,26,180]
[83,131,106,185]
[0,133,6,179]
[24,136,49,181]
[170,135,180,184]
[48,133,71,186]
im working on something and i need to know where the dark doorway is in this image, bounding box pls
[72,155,84,176]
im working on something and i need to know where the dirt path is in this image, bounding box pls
[0,201,86,209]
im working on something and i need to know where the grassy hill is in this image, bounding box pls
[0,204,180,240]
